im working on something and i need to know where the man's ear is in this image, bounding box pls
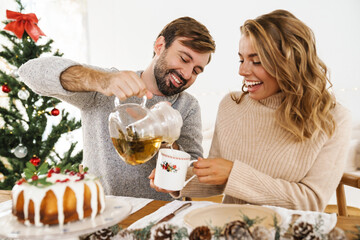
[154,36,166,56]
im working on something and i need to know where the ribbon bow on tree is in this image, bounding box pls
[4,10,45,42]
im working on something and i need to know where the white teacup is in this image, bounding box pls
[154,148,197,191]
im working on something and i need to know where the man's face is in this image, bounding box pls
[153,37,211,96]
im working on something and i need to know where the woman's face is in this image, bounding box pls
[238,35,280,100]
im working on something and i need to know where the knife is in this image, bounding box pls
[156,202,192,224]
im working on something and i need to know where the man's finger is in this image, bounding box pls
[148,169,155,179]
[146,90,153,99]
[114,90,127,101]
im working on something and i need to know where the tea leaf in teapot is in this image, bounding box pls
[126,126,139,141]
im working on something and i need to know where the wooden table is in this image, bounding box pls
[1,190,360,239]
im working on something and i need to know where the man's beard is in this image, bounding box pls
[154,51,188,96]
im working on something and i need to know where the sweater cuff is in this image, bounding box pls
[224,160,261,199]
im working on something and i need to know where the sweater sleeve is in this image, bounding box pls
[175,95,203,160]
[224,106,352,211]
[19,56,111,109]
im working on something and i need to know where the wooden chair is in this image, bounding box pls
[184,194,224,203]
[325,172,360,216]
[335,172,360,216]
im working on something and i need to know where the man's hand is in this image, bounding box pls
[160,141,179,150]
[102,71,153,101]
[148,169,175,193]
[193,157,233,185]
[60,66,153,100]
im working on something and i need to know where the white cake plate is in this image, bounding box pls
[0,196,132,239]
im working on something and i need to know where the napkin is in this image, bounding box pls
[128,200,217,230]
[265,205,337,235]
[112,195,153,214]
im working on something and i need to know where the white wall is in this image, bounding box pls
[86,0,360,155]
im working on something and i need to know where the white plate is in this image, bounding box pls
[184,204,281,229]
[0,196,132,239]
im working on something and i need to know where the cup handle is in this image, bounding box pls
[183,159,198,187]
[188,159,197,167]
[183,174,196,187]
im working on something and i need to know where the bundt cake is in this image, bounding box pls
[11,163,105,226]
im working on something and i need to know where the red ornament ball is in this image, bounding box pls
[51,108,60,116]
[2,84,11,93]
[30,156,40,167]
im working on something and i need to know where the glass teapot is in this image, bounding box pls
[108,96,183,166]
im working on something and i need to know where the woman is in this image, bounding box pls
[149,9,352,211]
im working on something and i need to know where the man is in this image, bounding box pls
[19,17,215,200]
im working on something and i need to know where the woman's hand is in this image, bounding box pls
[148,169,175,193]
[193,157,233,185]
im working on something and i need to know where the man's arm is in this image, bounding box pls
[60,65,152,101]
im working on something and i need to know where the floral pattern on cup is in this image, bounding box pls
[160,161,178,173]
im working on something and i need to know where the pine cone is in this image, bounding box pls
[189,226,211,240]
[292,222,319,240]
[224,220,253,240]
[153,224,173,240]
[252,226,272,240]
[93,228,114,240]
[328,227,347,240]
[116,229,135,240]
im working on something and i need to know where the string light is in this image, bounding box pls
[37,110,45,116]
[333,87,360,92]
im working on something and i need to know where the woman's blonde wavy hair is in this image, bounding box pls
[233,9,336,141]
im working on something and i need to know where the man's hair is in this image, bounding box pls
[154,17,215,61]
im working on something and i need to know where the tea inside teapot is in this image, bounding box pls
[109,97,182,166]
[111,134,163,166]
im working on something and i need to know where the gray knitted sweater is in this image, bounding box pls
[19,57,203,201]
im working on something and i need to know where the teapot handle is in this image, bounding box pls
[114,95,147,108]
[140,95,147,108]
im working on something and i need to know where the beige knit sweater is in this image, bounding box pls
[179,92,352,211]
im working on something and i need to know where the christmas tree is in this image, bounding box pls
[0,0,82,189]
